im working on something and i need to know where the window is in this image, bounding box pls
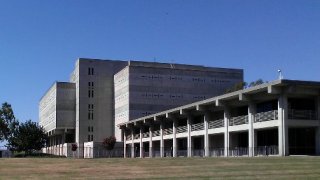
[88,90,94,98]
[91,126,93,132]
[88,112,93,120]
[88,135,91,142]
[88,82,94,88]
[88,68,94,75]
[91,135,93,141]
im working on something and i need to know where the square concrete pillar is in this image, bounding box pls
[131,128,135,158]
[278,94,289,156]
[172,119,177,157]
[187,116,192,157]
[248,103,256,157]
[149,126,153,158]
[160,122,164,158]
[204,113,209,157]
[140,127,143,158]
[224,108,230,157]
[123,129,127,158]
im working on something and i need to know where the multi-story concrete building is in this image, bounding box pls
[118,79,320,158]
[114,61,243,141]
[39,58,243,157]
[39,82,76,146]
[69,59,128,146]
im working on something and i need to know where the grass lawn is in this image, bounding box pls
[1,156,320,179]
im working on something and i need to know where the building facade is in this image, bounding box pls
[39,82,76,148]
[69,59,127,146]
[114,61,243,141]
[39,58,243,156]
[118,80,320,158]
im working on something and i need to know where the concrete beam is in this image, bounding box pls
[166,113,175,119]
[285,86,320,96]
[196,104,213,112]
[215,99,225,107]
[268,85,282,94]
[239,93,251,101]
[180,109,191,116]
[154,116,164,121]
[144,118,154,126]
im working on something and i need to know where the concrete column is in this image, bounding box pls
[160,122,164,158]
[172,119,177,157]
[140,127,143,158]
[187,116,192,157]
[224,108,230,157]
[248,103,256,157]
[131,128,135,158]
[278,94,289,156]
[123,129,127,158]
[149,126,153,158]
[62,132,66,144]
[204,113,209,157]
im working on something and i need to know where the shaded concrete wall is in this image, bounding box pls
[115,62,243,141]
[71,59,127,144]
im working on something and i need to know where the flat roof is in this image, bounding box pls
[77,58,243,73]
[118,79,320,127]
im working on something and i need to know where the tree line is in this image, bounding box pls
[225,79,266,93]
[0,102,47,156]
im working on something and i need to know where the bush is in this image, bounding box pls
[103,136,116,150]
[71,144,78,151]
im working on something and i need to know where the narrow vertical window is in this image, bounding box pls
[88,68,94,75]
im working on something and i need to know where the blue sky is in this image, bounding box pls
[0,0,319,125]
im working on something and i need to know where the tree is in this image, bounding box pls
[0,102,18,142]
[225,79,266,93]
[225,82,247,93]
[102,136,117,157]
[7,120,48,155]
[102,136,116,151]
[248,79,265,87]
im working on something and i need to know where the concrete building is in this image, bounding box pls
[114,61,243,141]
[69,59,127,146]
[39,58,243,157]
[118,79,320,158]
[39,82,76,146]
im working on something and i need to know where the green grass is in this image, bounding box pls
[1,156,320,179]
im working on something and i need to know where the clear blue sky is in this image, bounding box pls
[0,0,319,124]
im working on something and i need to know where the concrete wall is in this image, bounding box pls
[40,82,75,132]
[56,82,76,129]
[39,83,57,132]
[114,61,243,141]
[70,59,127,144]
